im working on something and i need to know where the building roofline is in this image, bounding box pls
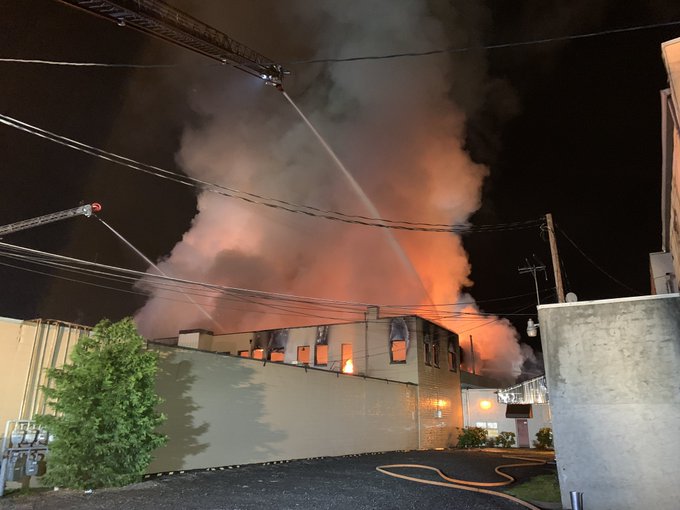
[193,314,457,338]
[538,293,679,310]
[147,340,419,386]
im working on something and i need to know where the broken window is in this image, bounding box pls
[297,346,310,364]
[252,348,264,360]
[341,344,353,374]
[238,350,250,358]
[269,350,284,362]
[432,339,440,368]
[448,336,458,372]
[389,318,409,363]
[315,344,328,366]
[423,322,434,366]
[390,340,407,363]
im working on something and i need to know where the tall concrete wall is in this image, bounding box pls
[538,294,680,510]
[149,345,419,473]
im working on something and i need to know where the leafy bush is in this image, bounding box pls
[36,318,167,489]
[496,431,516,448]
[457,427,488,448]
[485,436,497,447]
[534,427,553,449]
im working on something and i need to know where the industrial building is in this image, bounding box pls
[0,311,468,474]
[147,311,464,472]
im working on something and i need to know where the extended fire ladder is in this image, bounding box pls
[0,203,101,237]
[56,0,287,86]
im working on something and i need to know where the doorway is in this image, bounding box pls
[516,419,530,447]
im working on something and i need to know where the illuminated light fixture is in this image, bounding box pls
[527,318,539,337]
[480,400,492,410]
[437,400,447,408]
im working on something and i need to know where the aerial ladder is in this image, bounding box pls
[0,203,101,237]
[55,0,287,87]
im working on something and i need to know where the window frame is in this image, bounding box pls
[297,345,310,365]
[315,344,328,366]
[390,339,407,364]
[432,340,440,368]
[341,343,353,373]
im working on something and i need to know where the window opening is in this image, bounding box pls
[315,344,328,366]
[448,337,458,372]
[297,346,310,364]
[341,344,354,374]
[269,350,284,362]
[390,339,407,363]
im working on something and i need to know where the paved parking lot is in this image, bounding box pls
[0,449,556,510]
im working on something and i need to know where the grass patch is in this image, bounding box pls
[505,473,561,503]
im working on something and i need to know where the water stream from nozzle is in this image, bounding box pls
[96,216,226,333]
[281,91,435,308]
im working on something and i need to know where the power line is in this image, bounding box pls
[282,20,680,65]
[3,20,679,69]
[0,113,541,234]
[0,241,548,322]
[555,224,643,296]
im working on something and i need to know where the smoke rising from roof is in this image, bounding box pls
[134,0,530,381]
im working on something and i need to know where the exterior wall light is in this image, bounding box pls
[527,318,539,337]
[480,400,492,410]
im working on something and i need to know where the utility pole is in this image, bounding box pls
[469,335,476,375]
[518,258,546,305]
[545,213,566,303]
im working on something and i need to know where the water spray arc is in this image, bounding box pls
[280,90,436,308]
[96,217,226,333]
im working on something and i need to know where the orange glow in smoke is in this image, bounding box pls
[342,359,354,374]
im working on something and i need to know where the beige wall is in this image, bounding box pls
[0,318,88,435]
[415,319,463,448]
[149,345,419,473]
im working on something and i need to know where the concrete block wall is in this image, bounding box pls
[149,345,419,473]
[538,294,680,510]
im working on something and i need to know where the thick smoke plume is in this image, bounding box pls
[135,0,528,381]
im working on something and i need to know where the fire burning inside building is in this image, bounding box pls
[132,0,530,382]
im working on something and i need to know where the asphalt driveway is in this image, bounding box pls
[0,449,556,510]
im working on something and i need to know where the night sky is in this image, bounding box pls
[2,0,680,355]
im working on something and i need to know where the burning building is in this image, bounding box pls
[147,310,465,472]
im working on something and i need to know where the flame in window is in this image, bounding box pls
[342,359,354,374]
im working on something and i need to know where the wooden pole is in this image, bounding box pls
[546,213,565,303]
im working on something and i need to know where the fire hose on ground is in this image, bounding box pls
[376,455,549,510]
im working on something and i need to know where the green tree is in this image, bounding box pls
[36,318,166,489]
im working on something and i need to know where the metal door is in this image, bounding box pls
[516,419,530,447]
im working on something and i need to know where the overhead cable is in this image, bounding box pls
[0,241,543,320]
[0,113,540,234]
[555,225,642,295]
[2,20,679,69]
